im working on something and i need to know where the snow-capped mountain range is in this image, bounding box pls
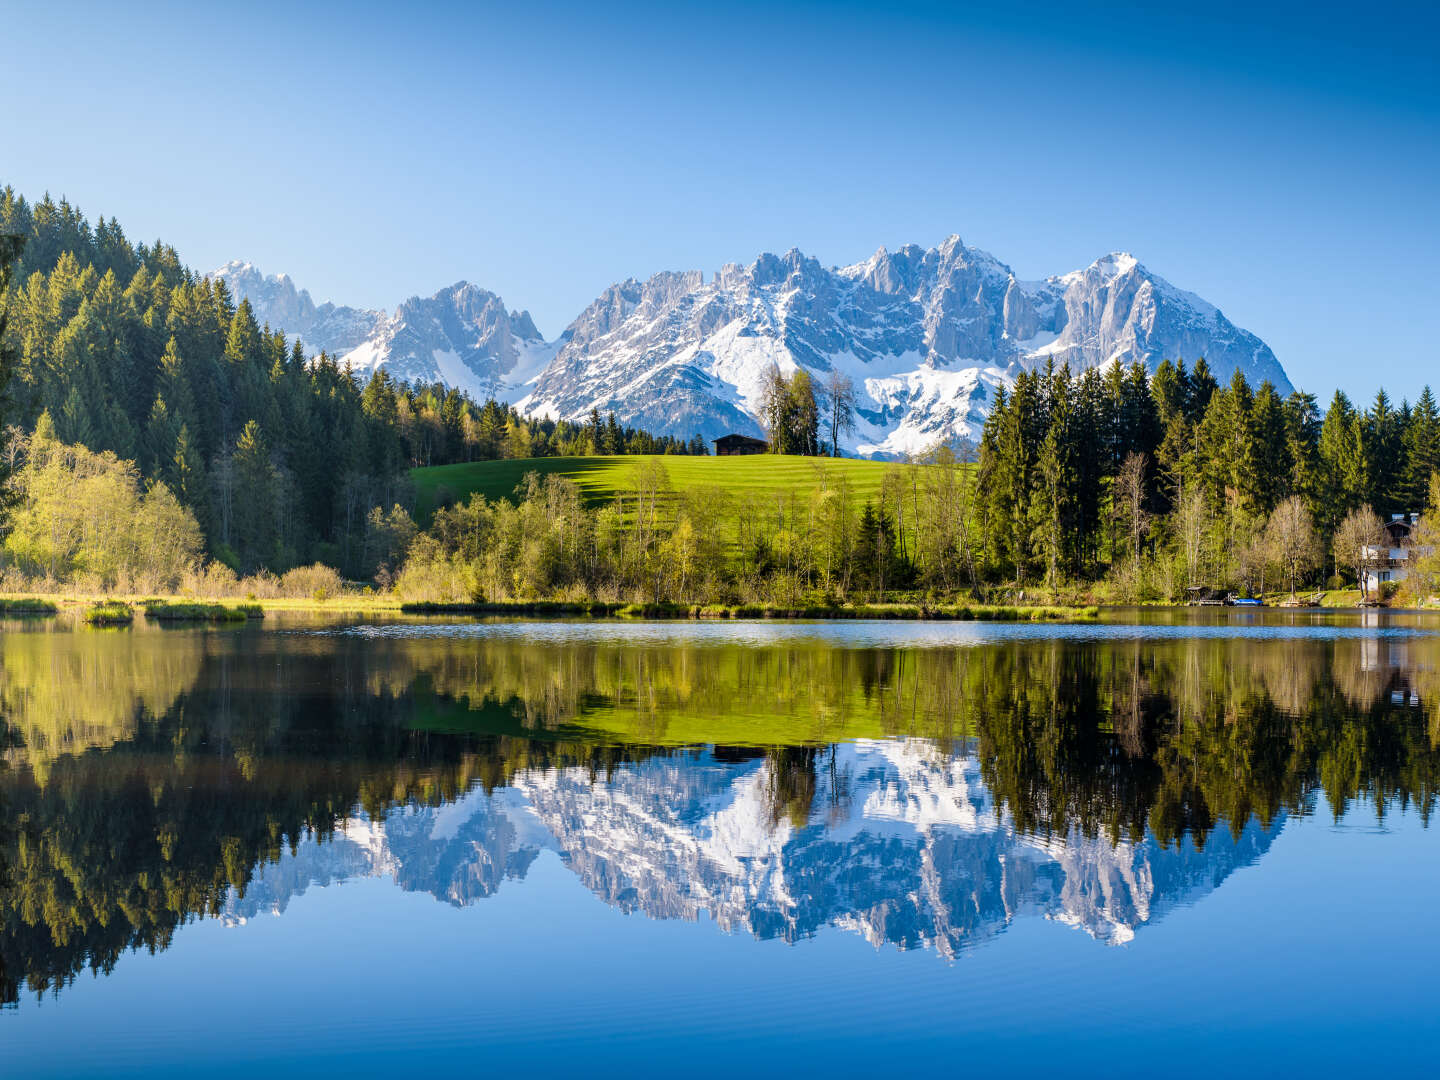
[225,740,1278,957]
[214,238,1289,457]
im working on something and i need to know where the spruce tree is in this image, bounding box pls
[1243,381,1291,514]
[1402,386,1439,510]
[1317,390,1362,532]
[1186,357,1219,425]
[233,419,275,571]
[1365,389,1402,513]
[1283,391,1322,506]
[144,395,178,476]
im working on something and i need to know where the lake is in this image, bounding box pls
[2,611,1438,1075]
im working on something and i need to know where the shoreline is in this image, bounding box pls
[3,594,1435,622]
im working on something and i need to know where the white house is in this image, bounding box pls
[1360,513,1431,594]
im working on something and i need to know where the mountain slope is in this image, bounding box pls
[521,237,1289,456]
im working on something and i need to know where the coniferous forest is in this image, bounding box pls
[974,359,1440,601]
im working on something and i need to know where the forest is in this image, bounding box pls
[975,359,1440,601]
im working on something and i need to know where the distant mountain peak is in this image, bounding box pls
[211,263,554,403]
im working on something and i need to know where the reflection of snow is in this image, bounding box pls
[224,740,1280,956]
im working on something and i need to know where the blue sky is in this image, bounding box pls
[4,0,1436,402]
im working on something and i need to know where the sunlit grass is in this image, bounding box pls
[411,454,905,521]
[141,601,261,622]
[82,601,134,625]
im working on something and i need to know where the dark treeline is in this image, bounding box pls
[0,188,701,579]
[977,358,1440,597]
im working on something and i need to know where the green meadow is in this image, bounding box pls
[411,454,905,521]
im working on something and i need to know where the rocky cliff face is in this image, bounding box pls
[223,740,1279,956]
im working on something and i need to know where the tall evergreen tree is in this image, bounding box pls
[1364,389,1403,513]
[232,419,275,571]
[1402,386,1439,510]
[1317,390,1364,532]
[1243,381,1292,514]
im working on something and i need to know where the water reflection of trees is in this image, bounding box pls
[1,627,1438,1004]
[389,634,1440,843]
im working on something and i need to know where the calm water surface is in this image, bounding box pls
[2,611,1438,1075]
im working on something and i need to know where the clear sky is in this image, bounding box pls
[4,0,1436,403]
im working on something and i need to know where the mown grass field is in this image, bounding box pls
[410,454,906,522]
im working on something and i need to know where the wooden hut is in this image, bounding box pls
[713,434,768,456]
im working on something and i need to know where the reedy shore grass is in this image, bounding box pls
[0,597,59,615]
[83,601,134,625]
[141,601,264,622]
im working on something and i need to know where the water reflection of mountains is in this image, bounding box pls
[2,623,1438,1003]
[228,742,1279,955]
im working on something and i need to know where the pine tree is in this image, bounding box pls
[144,395,178,476]
[1317,390,1363,532]
[232,419,275,571]
[1402,386,1439,510]
[1364,389,1403,513]
[58,384,95,447]
[1283,391,1322,506]
[1186,357,1219,425]
[170,422,206,524]
[1032,366,1077,586]
[1243,381,1292,514]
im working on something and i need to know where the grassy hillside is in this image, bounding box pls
[411,454,903,521]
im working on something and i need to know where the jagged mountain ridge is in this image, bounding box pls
[521,239,1289,456]
[216,238,1288,457]
[224,740,1280,956]
[211,261,555,403]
